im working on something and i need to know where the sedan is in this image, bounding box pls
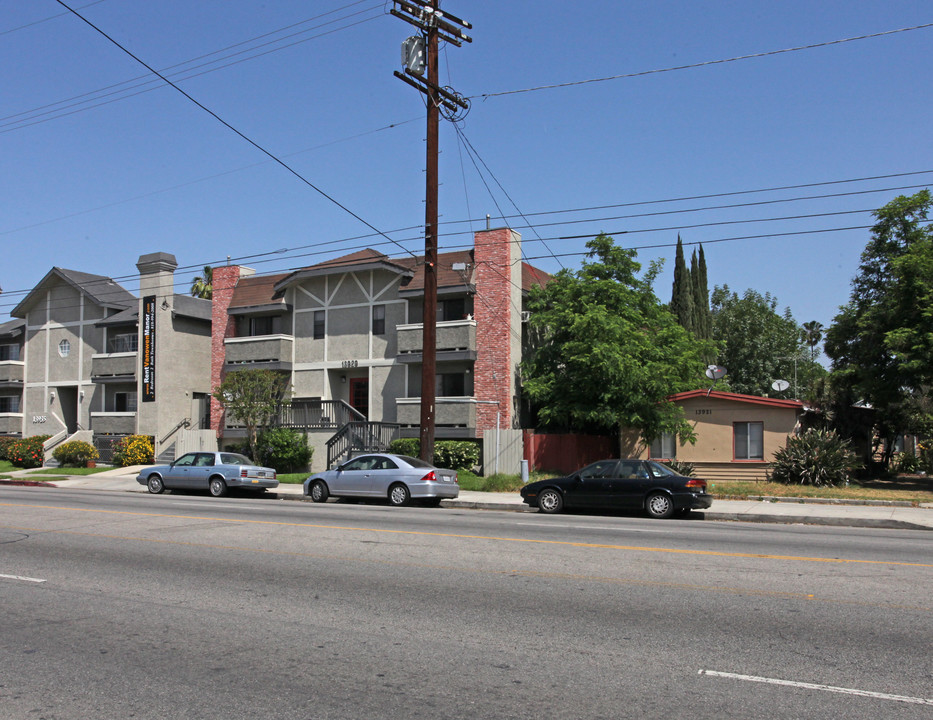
[303,453,459,507]
[519,459,712,518]
[136,451,278,497]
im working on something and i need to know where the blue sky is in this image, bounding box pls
[3,0,931,351]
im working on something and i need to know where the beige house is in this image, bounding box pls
[641,390,805,481]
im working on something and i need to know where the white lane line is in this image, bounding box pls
[0,573,46,583]
[699,669,933,706]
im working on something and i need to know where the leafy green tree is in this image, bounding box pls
[711,286,809,396]
[190,265,213,299]
[522,234,714,450]
[824,190,933,467]
[213,369,290,462]
[670,235,694,332]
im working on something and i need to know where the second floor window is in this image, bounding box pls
[114,392,137,412]
[108,333,138,353]
[58,339,71,357]
[0,344,20,361]
[248,316,275,336]
[372,305,385,335]
[0,396,21,412]
[313,310,325,340]
[436,373,466,397]
[734,422,764,460]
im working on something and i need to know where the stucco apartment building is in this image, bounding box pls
[2,228,547,471]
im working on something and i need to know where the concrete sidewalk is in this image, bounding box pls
[2,467,931,531]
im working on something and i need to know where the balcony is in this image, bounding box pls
[91,352,137,383]
[0,413,23,435]
[90,412,137,435]
[396,320,476,362]
[0,361,24,388]
[396,397,476,429]
[224,335,293,371]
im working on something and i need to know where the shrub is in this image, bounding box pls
[663,459,695,477]
[891,451,921,474]
[918,441,933,474]
[113,435,154,467]
[387,439,480,470]
[0,436,17,461]
[768,429,858,487]
[257,428,312,473]
[52,440,99,467]
[7,435,50,469]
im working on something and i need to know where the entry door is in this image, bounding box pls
[349,378,369,419]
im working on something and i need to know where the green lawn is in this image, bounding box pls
[711,476,933,505]
[25,466,116,477]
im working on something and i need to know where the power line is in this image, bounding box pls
[52,1,414,263]
[2,3,384,133]
[0,0,107,37]
[476,22,933,100]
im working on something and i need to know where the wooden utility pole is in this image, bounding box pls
[392,0,471,462]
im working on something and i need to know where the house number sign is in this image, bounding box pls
[341,360,359,368]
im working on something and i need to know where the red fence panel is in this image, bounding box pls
[523,431,614,475]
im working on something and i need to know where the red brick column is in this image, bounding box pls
[210,266,241,434]
[472,228,515,437]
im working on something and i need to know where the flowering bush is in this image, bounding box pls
[918,441,933,474]
[0,436,17,461]
[7,435,51,469]
[53,440,99,467]
[113,435,154,466]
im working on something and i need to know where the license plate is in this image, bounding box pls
[251,479,259,484]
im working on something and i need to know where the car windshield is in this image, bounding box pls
[646,461,678,477]
[397,455,434,469]
[220,453,253,466]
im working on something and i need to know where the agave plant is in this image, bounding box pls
[769,428,858,487]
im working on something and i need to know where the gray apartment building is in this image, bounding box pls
[2,228,547,472]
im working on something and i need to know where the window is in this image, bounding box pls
[114,392,137,412]
[108,333,137,353]
[436,373,465,397]
[650,433,677,459]
[58,339,70,357]
[372,305,385,335]
[313,310,325,339]
[439,297,466,322]
[734,422,764,460]
[248,316,275,336]
[0,396,21,413]
[0,344,20,361]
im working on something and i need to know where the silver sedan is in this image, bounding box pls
[303,453,459,507]
[136,451,278,497]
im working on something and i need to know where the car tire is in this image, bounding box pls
[645,492,674,519]
[537,488,563,514]
[388,483,411,507]
[309,480,329,503]
[209,477,228,498]
[147,475,164,494]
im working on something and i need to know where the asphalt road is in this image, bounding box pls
[2,487,931,719]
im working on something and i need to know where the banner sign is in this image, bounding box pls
[142,295,156,402]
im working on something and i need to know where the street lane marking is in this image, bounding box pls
[0,573,46,583]
[1,501,932,567]
[699,669,933,706]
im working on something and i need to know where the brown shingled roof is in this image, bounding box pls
[229,273,290,309]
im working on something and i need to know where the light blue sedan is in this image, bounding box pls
[303,453,459,507]
[137,451,278,497]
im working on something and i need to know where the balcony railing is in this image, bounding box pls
[396,397,477,428]
[224,400,363,431]
[0,361,25,385]
[90,412,137,435]
[224,335,293,368]
[396,319,476,355]
[91,352,137,382]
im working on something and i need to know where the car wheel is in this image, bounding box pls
[310,480,329,503]
[209,477,228,498]
[537,488,563,514]
[645,492,674,519]
[147,475,164,494]
[388,483,411,507]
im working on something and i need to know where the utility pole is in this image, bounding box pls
[392,0,471,462]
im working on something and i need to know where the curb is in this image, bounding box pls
[705,511,928,531]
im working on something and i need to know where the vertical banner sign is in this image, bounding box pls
[142,296,156,402]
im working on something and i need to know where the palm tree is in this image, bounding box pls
[190,265,213,299]
[800,320,823,362]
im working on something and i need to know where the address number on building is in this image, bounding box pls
[33,415,48,424]
[341,360,359,368]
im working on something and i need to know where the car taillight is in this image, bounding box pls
[241,469,248,478]
[422,471,437,482]
[686,479,706,491]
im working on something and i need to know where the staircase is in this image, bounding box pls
[326,421,400,468]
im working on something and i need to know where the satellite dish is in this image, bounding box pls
[705,365,727,380]
[772,379,790,392]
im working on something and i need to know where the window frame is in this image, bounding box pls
[372,304,386,336]
[734,421,764,461]
[313,310,325,340]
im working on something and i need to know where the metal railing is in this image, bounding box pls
[326,421,400,468]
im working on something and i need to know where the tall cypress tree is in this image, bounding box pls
[691,245,711,339]
[670,235,694,332]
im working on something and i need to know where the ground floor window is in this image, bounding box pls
[650,432,677,459]
[734,421,764,460]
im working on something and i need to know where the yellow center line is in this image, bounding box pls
[2,501,932,567]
